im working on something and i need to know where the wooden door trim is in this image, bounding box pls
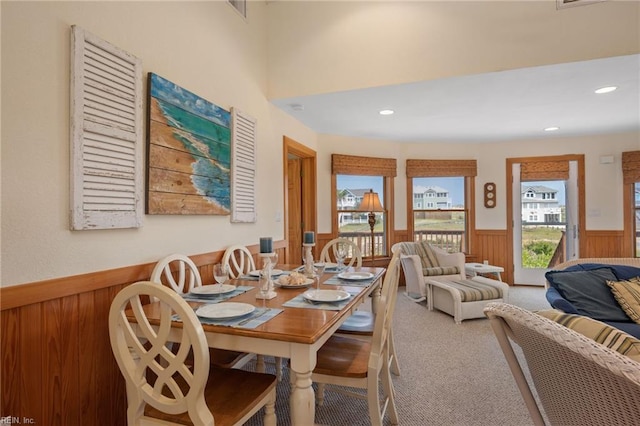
[505,155,585,284]
[283,136,317,264]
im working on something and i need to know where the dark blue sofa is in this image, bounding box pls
[545,260,640,339]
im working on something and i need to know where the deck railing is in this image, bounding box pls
[337,229,465,258]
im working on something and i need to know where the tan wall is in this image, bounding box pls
[1,1,314,286]
[267,1,640,99]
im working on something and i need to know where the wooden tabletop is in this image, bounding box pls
[135,265,385,345]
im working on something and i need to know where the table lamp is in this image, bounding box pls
[359,189,384,263]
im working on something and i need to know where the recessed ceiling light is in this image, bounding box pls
[544,127,559,132]
[379,109,394,115]
[289,103,304,111]
[595,86,617,94]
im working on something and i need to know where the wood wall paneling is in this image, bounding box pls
[474,230,510,284]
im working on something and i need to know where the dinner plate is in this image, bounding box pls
[190,284,236,296]
[303,289,350,303]
[249,269,283,277]
[195,302,255,320]
[337,271,374,281]
[275,278,314,289]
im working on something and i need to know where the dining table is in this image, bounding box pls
[129,264,386,425]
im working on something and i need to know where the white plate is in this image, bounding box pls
[337,271,374,281]
[249,269,283,277]
[303,289,351,303]
[275,278,314,289]
[196,302,255,320]
[190,284,236,296]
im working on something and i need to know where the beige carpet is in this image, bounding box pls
[245,285,550,426]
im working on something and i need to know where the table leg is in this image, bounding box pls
[289,345,316,425]
[370,282,381,314]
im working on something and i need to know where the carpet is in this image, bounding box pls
[244,285,550,425]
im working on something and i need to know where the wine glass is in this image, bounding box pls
[269,252,279,272]
[213,263,229,287]
[335,244,347,270]
[314,262,326,290]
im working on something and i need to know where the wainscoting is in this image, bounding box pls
[0,242,286,425]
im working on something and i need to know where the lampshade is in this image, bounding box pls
[359,189,384,212]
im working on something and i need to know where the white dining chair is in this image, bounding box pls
[320,238,363,268]
[221,245,283,380]
[221,244,256,279]
[311,253,401,426]
[150,253,255,370]
[109,281,277,426]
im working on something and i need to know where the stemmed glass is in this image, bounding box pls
[314,262,326,291]
[335,244,347,271]
[213,263,229,287]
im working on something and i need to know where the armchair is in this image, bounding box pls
[391,241,465,302]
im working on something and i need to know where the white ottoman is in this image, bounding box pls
[425,276,509,324]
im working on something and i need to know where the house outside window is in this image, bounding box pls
[332,154,396,260]
[406,159,477,254]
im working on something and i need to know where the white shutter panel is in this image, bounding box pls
[230,108,257,223]
[70,25,143,230]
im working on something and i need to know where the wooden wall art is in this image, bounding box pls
[146,73,231,215]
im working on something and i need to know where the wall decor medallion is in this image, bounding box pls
[484,182,496,208]
[147,73,231,215]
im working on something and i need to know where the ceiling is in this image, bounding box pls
[271,54,640,143]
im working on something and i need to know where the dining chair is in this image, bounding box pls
[221,244,256,279]
[319,237,363,268]
[150,254,254,370]
[109,281,277,426]
[220,245,283,379]
[311,253,401,426]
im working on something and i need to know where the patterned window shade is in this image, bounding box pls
[70,25,143,230]
[332,154,396,177]
[622,151,640,184]
[406,159,477,177]
[520,161,569,181]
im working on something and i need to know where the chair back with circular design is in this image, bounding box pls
[221,245,256,279]
[150,254,202,294]
[320,238,363,268]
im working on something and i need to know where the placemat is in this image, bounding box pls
[173,307,283,329]
[182,285,253,303]
[282,288,363,311]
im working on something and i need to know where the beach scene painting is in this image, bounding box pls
[147,73,231,215]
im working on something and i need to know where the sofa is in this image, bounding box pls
[545,257,640,339]
[391,241,465,302]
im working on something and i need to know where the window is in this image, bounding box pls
[332,154,396,261]
[406,159,477,253]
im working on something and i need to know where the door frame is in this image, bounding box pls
[506,154,586,285]
[283,136,317,264]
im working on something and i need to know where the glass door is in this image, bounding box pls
[513,161,579,285]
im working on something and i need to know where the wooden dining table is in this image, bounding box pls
[130,264,385,425]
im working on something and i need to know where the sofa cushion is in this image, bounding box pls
[607,277,640,325]
[424,266,460,276]
[537,310,640,362]
[396,241,440,269]
[561,263,640,281]
[545,267,631,322]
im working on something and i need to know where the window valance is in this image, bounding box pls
[622,151,640,184]
[406,159,477,177]
[520,161,569,181]
[332,154,397,177]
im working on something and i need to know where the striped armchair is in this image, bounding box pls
[392,241,465,301]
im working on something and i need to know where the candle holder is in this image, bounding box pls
[303,243,315,278]
[256,252,277,300]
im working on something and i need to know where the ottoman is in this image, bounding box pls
[425,276,509,324]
